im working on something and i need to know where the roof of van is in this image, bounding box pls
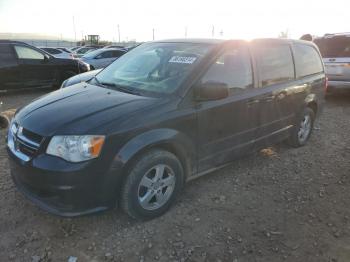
[154,38,314,45]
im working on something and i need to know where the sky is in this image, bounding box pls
[0,0,350,42]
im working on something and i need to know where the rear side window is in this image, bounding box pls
[98,51,115,58]
[112,50,126,57]
[14,45,45,60]
[44,48,61,55]
[0,44,16,66]
[293,44,323,78]
[201,46,253,95]
[255,44,294,87]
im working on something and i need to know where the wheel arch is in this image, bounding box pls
[304,94,318,115]
[115,128,196,187]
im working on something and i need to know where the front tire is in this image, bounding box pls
[288,107,315,147]
[120,149,184,220]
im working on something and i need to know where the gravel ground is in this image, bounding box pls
[0,90,350,262]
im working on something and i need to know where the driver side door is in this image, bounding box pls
[14,45,55,88]
[196,44,260,172]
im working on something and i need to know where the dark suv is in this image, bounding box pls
[0,40,90,91]
[7,38,325,220]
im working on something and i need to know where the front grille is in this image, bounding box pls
[16,137,39,157]
[11,123,43,159]
[22,128,43,144]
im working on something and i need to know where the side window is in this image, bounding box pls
[255,44,294,87]
[112,50,126,57]
[46,48,61,55]
[293,44,323,77]
[98,51,114,59]
[14,45,45,60]
[201,46,253,95]
[0,44,16,66]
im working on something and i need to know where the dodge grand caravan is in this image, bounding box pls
[7,39,326,220]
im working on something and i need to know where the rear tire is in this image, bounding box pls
[288,107,315,147]
[120,149,184,220]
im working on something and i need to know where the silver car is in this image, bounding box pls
[314,33,350,94]
[80,48,126,69]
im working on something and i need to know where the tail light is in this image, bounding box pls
[324,77,328,92]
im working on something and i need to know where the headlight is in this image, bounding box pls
[79,60,90,71]
[60,79,68,89]
[46,135,105,162]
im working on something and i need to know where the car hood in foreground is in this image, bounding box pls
[15,83,159,136]
[62,69,102,88]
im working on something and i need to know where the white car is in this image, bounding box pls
[39,47,74,59]
[80,48,127,69]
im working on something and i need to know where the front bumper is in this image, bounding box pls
[7,147,120,217]
[327,80,350,93]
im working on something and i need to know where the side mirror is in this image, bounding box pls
[43,55,50,62]
[195,82,229,101]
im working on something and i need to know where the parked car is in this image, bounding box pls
[313,33,350,94]
[7,38,325,220]
[72,46,97,58]
[60,69,102,88]
[39,47,73,59]
[80,48,127,69]
[0,40,90,90]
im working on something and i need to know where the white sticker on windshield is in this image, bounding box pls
[169,56,197,64]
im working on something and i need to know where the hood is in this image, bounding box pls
[62,69,102,88]
[15,83,158,136]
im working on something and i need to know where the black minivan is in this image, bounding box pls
[0,40,90,91]
[7,38,325,220]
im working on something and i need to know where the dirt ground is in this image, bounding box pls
[0,90,350,262]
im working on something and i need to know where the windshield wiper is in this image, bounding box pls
[99,81,141,95]
[90,76,103,86]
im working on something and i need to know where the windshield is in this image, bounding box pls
[314,36,350,58]
[95,42,213,95]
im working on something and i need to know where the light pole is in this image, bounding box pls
[118,24,121,43]
[72,16,77,42]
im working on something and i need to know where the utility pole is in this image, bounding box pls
[152,28,155,40]
[73,16,77,42]
[185,26,188,38]
[211,25,215,37]
[117,24,120,43]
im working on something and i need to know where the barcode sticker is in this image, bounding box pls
[169,56,197,64]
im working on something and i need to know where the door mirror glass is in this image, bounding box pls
[195,82,229,101]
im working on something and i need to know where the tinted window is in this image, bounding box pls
[112,50,126,57]
[0,44,16,66]
[314,36,350,58]
[14,45,45,60]
[255,44,294,86]
[43,48,61,55]
[98,51,115,58]
[293,44,323,77]
[201,46,253,94]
